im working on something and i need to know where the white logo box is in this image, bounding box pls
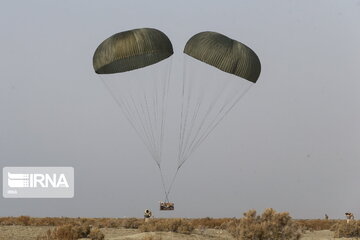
[3,167,74,198]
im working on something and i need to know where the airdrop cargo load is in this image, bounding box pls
[160,202,174,210]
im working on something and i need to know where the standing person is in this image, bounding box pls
[144,209,152,222]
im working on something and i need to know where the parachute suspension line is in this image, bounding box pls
[168,80,251,198]
[145,59,172,165]
[93,29,176,202]
[183,80,251,162]
[100,61,171,168]
[178,96,203,166]
[141,94,159,161]
[178,64,207,166]
[156,60,171,162]
[159,58,172,197]
[126,95,159,163]
[177,55,255,167]
[101,60,172,201]
[177,59,194,166]
[132,77,159,164]
[129,95,160,164]
[100,79,158,162]
[149,59,172,164]
[179,78,231,165]
[152,71,160,160]
[183,83,253,161]
[158,165,170,202]
[166,57,194,199]
[177,63,232,167]
[116,80,157,161]
[179,74,208,158]
[177,63,187,165]
[159,59,172,163]
[165,165,181,199]
[154,60,172,202]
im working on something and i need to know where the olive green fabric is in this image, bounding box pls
[93,28,173,74]
[184,31,261,83]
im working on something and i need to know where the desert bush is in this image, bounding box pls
[47,224,78,240]
[332,220,360,238]
[177,222,195,234]
[295,219,339,231]
[107,219,122,228]
[139,219,194,234]
[36,224,104,240]
[18,215,31,226]
[36,229,53,240]
[88,227,105,240]
[0,216,84,227]
[139,219,161,232]
[72,224,91,238]
[0,216,127,228]
[35,217,58,226]
[96,218,122,228]
[191,217,231,229]
[224,208,302,240]
[0,217,15,225]
[122,218,143,229]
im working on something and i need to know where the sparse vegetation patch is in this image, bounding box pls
[224,208,302,240]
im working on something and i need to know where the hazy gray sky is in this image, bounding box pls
[0,0,360,219]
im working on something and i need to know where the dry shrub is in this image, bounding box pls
[0,217,14,225]
[45,224,78,240]
[0,216,230,229]
[18,216,31,226]
[139,219,194,234]
[0,216,81,227]
[224,208,301,240]
[295,219,339,231]
[96,218,122,228]
[122,217,143,229]
[36,217,59,226]
[36,224,104,240]
[88,227,105,240]
[176,220,195,234]
[332,220,360,238]
[73,224,91,238]
[191,217,231,229]
[0,216,126,228]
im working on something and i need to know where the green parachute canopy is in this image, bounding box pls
[93,28,173,74]
[184,31,261,83]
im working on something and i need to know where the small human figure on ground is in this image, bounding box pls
[345,212,354,223]
[144,209,152,222]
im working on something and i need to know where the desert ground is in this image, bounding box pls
[1,213,357,240]
[0,226,353,240]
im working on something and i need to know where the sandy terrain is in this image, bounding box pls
[300,230,335,240]
[0,226,352,240]
[0,226,53,240]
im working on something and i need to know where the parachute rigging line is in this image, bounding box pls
[166,56,254,198]
[99,59,172,201]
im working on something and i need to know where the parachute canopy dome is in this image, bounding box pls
[93,28,173,74]
[184,31,261,83]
